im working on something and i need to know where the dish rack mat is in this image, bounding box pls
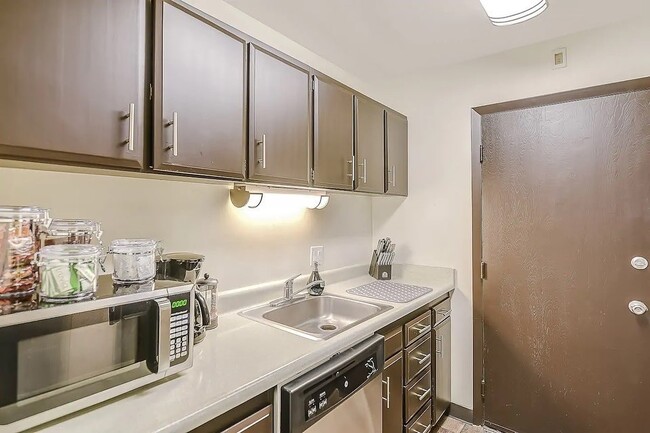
[346,280,432,303]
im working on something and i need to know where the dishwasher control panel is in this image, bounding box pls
[281,335,384,433]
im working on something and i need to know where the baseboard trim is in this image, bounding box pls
[449,403,473,424]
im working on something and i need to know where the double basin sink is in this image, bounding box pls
[241,295,392,340]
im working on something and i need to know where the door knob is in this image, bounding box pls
[629,301,648,315]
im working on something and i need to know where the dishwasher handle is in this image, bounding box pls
[281,334,385,433]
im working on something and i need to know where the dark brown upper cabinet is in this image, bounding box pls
[0,0,146,169]
[248,44,311,186]
[312,74,355,190]
[385,110,408,196]
[355,96,386,194]
[152,0,246,178]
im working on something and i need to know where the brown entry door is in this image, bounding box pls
[481,89,650,433]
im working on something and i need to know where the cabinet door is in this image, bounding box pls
[382,353,403,433]
[385,111,408,196]
[248,45,310,186]
[222,405,272,433]
[153,0,246,178]
[312,76,354,190]
[434,318,451,424]
[355,96,385,193]
[0,0,146,169]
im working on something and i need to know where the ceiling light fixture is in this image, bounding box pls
[229,185,330,210]
[479,0,548,26]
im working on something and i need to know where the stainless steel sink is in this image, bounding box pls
[240,295,392,340]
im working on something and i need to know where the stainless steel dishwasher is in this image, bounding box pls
[281,335,384,433]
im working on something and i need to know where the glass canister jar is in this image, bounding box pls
[42,219,102,246]
[108,239,159,283]
[0,206,50,308]
[37,244,101,303]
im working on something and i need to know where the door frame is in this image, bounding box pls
[470,76,650,426]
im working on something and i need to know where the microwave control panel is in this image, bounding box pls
[169,293,192,365]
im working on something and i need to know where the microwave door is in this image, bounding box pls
[0,297,170,425]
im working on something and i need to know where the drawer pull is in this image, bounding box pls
[413,324,431,335]
[413,353,431,365]
[382,377,391,409]
[414,386,431,401]
[235,413,270,433]
[414,422,433,433]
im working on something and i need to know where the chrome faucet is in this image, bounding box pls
[269,274,325,307]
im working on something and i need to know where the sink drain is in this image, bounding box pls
[320,324,337,331]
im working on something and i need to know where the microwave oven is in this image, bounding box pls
[0,276,194,432]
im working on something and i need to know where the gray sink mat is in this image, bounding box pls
[346,280,433,303]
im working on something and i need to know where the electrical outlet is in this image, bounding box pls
[310,246,324,267]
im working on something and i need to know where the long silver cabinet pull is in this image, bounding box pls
[415,423,433,433]
[382,376,390,409]
[123,103,135,151]
[413,352,431,365]
[414,324,431,335]
[358,158,368,184]
[436,336,443,355]
[154,298,171,373]
[414,386,431,401]
[165,112,178,157]
[392,164,397,187]
[257,134,266,168]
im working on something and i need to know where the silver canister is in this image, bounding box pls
[196,273,218,329]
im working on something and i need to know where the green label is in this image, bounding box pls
[171,299,188,309]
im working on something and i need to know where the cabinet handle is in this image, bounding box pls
[165,112,178,157]
[414,422,433,433]
[122,103,135,151]
[413,352,431,365]
[413,324,431,335]
[358,158,367,184]
[381,376,390,409]
[392,164,396,187]
[414,386,431,401]
[257,134,266,168]
[436,336,443,356]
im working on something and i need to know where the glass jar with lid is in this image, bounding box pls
[108,239,159,283]
[36,244,101,303]
[43,219,102,246]
[0,206,50,309]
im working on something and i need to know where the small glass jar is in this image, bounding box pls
[109,239,159,283]
[36,244,101,303]
[43,219,102,246]
[0,206,50,307]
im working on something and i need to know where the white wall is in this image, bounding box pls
[0,167,371,291]
[0,0,386,292]
[371,18,650,410]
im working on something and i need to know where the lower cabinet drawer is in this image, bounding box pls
[405,401,432,433]
[404,367,432,423]
[405,334,432,383]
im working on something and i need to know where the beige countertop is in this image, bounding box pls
[31,264,455,433]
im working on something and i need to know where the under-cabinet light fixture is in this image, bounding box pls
[229,185,330,210]
[479,0,548,26]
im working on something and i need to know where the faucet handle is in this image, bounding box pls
[284,274,301,288]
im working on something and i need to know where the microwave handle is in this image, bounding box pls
[151,298,171,374]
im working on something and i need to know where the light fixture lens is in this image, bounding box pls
[306,195,330,210]
[479,0,548,26]
[247,193,263,208]
[315,196,330,210]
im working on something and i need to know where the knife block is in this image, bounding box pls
[369,250,392,280]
